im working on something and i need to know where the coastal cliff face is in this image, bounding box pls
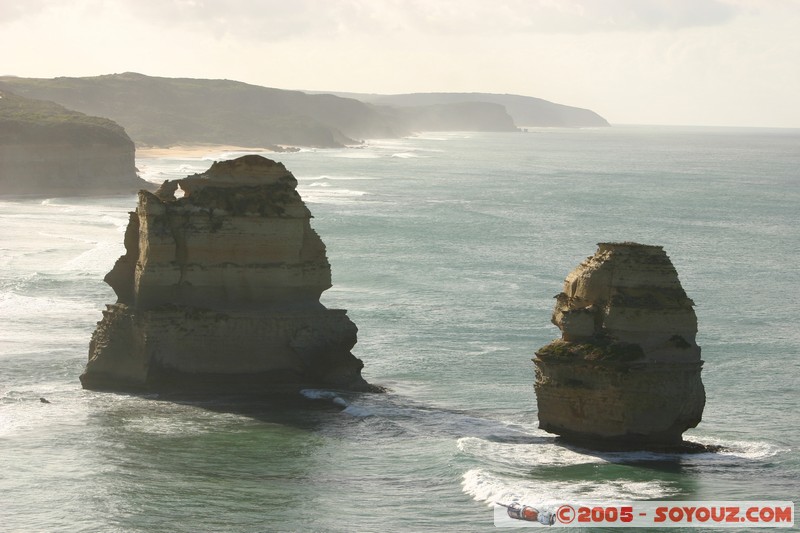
[0,90,146,195]
[534,243,705,448]
[1,74,611,150]
[0,74,395,148]
[353,92,610,128]
[81,155,372,393]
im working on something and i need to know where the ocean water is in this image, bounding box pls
[1,126,798,532]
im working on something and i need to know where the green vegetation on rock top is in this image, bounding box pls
[0,90,132,145]
[536,338,645,363]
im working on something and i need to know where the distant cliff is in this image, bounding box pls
[379,101,517,132]
[0,74,607,149]
[0,73,402,148]
[0,90,146,195]
[336,91,610,128]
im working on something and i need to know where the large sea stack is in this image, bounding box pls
[81,155,373,393]
[533,243,705,449]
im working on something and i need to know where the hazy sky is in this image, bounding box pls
[2,0,799,127]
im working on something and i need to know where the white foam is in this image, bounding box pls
[298,175,378,181]
[684,435,791,462]
[411,133,473,141]
[342,405,374,417]
[98,214,130,229]
[0,291,93,317]
[60,241,125,273]
[458,433,791,511]
[38,200,79,213]
[300,389,338,401]
[332,151,380,159]
[0,388,81,438]
[457,436,606,468]
[458,434,791,472]
[298,187,368,205]
[462,468,676,508]
[299,388,348,407]
[299,389,376,416]
[409,135,449,141]
[585,436,791,466]
[0,401,50,438]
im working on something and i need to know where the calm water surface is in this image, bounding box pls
[1,126,798,531]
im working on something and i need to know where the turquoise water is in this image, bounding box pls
[1,126,798,531]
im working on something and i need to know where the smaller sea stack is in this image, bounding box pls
[81,155,374,394]
[533,242,705,449]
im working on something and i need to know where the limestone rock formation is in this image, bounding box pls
[0,90,147,195]
[533,242,705,449]
[81,155,374,393]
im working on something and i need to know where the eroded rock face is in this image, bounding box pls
[0,89,147,195]
[81,155,373,393]
[534,242,705,449]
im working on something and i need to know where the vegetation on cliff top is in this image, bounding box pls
[0,90,132,145]
[0,74,389,148]
[0,73,608,148]
[536,338,645,363]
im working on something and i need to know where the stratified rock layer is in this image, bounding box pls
[0,89,146,195]
[534,243,705,448]
[81,155,372,393]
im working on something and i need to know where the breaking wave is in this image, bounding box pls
[462,468,676,507]
[299,388,377,417]
[458,432,790,507]
[297,186,368,205]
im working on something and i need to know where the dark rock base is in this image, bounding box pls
[81,303,380,395]
[534,357,706,449]
[554,435,725,454]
